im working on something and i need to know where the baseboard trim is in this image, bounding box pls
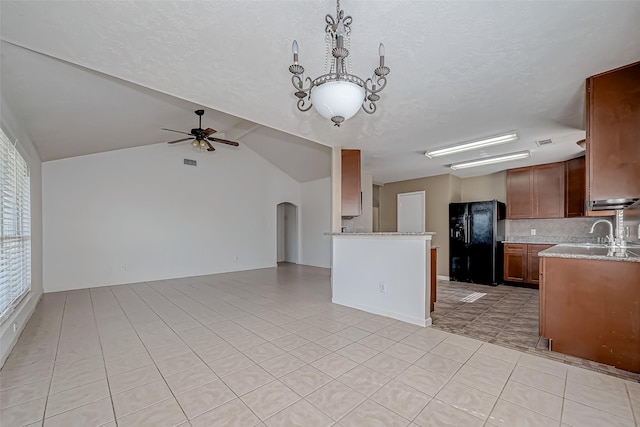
[0,291,42,368]
[437,275,450,281]
[331,298,431,327]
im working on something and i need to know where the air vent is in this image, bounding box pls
[535,139,553,147]
[184,159,197,166]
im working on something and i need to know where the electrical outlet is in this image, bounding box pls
[530,229,536,236]
[120,264,126,271]
[13,322,17,333]
[379,282,387,293]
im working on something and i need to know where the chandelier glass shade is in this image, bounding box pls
[289,0,390,126]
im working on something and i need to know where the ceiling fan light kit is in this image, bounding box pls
[289,0,389,126]
[424,132,519,158]
[450,150,531,170]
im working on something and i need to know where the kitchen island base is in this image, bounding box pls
[331,233,435,327]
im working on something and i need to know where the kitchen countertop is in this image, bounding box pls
[503,236,597,245]
[327,232,435,236]
[539,244,640,263]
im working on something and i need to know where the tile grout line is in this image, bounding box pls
[40,292,67,427]
[88,288,119,427]
[107,284,193,424]
[115,282,269,425]
[153,281,289,425]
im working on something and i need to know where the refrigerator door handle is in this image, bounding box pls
[464,213,470,246]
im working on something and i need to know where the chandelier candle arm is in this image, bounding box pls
[288,0,389,126]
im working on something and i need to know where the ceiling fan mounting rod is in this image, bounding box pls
[195,109,204,131]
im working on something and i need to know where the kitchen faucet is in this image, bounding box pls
[589,219,615,246]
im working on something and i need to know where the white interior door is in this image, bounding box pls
[397,191,425,232]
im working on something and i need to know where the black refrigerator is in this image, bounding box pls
[449,200,505,286]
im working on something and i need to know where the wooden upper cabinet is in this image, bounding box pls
[507,162,567,219]
[341,149,361,217]
[586,61,640,204]
[506,167,532,219]
[565,156,586,217]
[507,158,585,219]
[532,162,565,218]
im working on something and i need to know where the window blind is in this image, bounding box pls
[0,128,31,322]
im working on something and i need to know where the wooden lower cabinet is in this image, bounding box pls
[504,244,526,282]
[540,257,640,373]
[504,243,553,286]
[430,248,437,312]
[526,245,553,285]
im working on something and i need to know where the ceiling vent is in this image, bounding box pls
[183,159,197,166]
[535,139,553,147]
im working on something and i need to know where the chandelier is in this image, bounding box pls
[288,0,390,126]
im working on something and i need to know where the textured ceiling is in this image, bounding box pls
[1,1,639,183]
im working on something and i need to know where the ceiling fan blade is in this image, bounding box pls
[162,128,194,136]
[166,137,194,144]
[208,137,240,147]
[206,141,216,152]
[203,128,217,137]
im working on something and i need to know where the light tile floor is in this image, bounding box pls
[1,264,638,426]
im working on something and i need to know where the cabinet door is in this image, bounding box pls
[541,257,640,372]
[430,248,437,313]
[565,156,586,217]
[503,244,526,282]
[587,61,640,202]
[526,244,554,285]
[341,149,361,217]
[532,162,565,218]
[506,168,532,219]
[542,257,607,362]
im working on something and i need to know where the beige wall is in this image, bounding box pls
[380,174,458,276]
[461,171,507,203]
[379,171,508,276]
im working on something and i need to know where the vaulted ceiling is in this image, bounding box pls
[1,1,639,183]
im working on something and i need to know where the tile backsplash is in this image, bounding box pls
[505,217,614,243]
[622,202,640,243]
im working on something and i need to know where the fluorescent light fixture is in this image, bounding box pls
[425,132,519,158]
[450,150,531,170]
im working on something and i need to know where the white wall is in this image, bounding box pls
[284,203,298,263]
[332,235,432,326]
[300,177,331,268]
[42,142,301,292]
[0,99,44,366]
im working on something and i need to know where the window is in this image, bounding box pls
[0,128,31,322]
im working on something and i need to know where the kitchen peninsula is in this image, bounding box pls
[330,232,436,327]
[539,244,640,372]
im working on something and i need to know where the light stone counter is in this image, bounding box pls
[539,244,640,263]
[327,232,435,239]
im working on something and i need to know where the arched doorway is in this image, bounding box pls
[276,202,298,264]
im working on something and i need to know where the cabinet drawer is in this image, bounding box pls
[527,244,554,255]
[504,243,526,254]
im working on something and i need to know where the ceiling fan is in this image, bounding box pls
[162,110,240,152]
